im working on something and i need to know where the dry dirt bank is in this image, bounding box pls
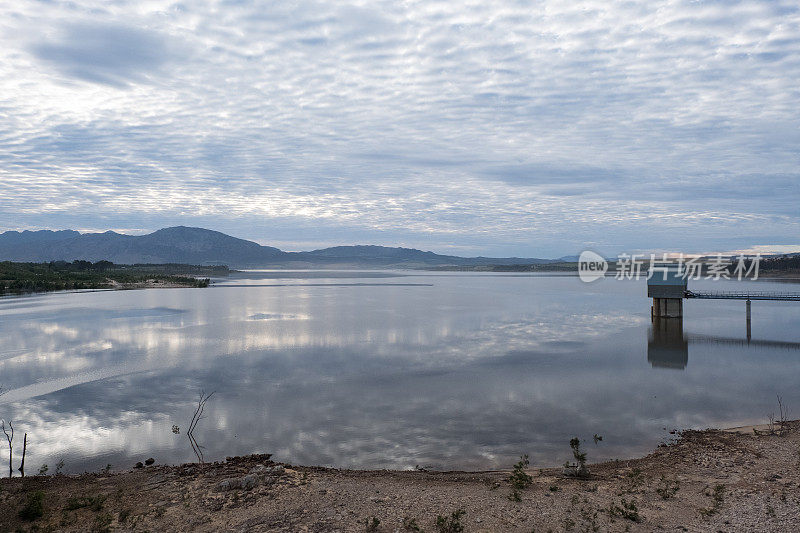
[2,423,800,532]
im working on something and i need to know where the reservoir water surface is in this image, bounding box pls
[1,271,799,475]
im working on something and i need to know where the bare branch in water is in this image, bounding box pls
[777,395,789,435]
[19,433,27,477]
[187,391,215,464]
[1,419,13,478]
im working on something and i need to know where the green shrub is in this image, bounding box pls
[365,516,380,531]
[608,499,640,522]
[507,454,533,501]
[18,490,45,521]
[436,509,466,533]
[700,484,725,516]
[402,517,422,531]
[656,475,680,500]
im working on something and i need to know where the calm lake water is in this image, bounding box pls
[1,271,799,475]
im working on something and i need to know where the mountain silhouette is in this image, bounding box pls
[0,226,552,268]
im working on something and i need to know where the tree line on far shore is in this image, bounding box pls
[0,261,227,295]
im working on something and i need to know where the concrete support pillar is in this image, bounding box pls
[746,299,751,341]
[652,297,683,319]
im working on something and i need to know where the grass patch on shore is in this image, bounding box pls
[66,494,106,511]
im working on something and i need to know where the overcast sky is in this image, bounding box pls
[1,1,798,257]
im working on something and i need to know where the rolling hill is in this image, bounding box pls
[0,226,553,268]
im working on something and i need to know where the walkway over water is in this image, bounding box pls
[684,290,800,301]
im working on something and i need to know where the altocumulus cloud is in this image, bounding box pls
[30,22,179,88]
[0,0,798,256]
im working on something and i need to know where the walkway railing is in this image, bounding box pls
[685,290,800,301]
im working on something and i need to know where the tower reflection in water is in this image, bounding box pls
[647,315,800,370]
[647,318,688,370]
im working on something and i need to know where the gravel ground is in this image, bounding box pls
[2,423,800,532]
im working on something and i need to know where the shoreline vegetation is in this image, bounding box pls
[1,255,797,296]
[1,422,799,531]
[0,261,228,295]
[424,254,800,278]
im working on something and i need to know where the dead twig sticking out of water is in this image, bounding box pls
[755,395,790,436]
[187,391,215,464]
[1,419,12,478]
[777,395,789,434]
[1,386,28,478]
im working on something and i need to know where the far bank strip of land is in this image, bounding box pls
[0,261,228,295]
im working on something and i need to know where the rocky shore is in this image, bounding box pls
[2,423,800,532]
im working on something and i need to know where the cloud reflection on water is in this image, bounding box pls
[1,274,799,474]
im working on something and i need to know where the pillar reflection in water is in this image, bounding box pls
[647,318,688,370]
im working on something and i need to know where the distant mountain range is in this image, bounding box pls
[0,226,562,268]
